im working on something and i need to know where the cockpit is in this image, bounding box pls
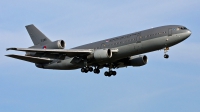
[177,27,187,30]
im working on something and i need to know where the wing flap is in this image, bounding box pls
[6,54,52,63]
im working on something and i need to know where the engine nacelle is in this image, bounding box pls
[44,40,65,49]
[128,55,148,66]
[87,49,112,60]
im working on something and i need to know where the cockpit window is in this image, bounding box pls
[177,27,187,30]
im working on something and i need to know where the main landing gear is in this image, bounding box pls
[93,68,100,74]
[104,70,116,77]
[104,64,117,77]
[80,61,117,77]
[81,67,93,73]
[81,67,100,74]
[164,47,169,59]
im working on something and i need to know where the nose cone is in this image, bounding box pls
[186,30,192,37]
[168,27,191,47]
[182,30,192,40]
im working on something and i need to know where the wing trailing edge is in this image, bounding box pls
[5,54,52,63]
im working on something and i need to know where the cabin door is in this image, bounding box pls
[168,28,172,36]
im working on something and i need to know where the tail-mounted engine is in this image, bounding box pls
[26,40,65,56]
[43,40,65,49]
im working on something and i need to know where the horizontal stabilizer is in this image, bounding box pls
[6,54,52,63]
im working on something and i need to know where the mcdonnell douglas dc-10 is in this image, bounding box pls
[6,24,191,77]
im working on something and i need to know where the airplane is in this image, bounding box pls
[6,24,191,77]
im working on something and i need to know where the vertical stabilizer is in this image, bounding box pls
[25,24,52,45]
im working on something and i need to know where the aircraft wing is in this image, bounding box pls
[6,48,118,58]
[6,54,53,63]
[6,48,94,57]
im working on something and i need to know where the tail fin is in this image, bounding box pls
[25,24,52,45]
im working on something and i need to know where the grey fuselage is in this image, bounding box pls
[43,25,191,70]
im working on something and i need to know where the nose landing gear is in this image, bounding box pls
[164,54,169,58]
[164,47,169,59]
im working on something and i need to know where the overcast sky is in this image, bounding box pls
[0,0,200,112]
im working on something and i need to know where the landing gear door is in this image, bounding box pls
[168,28,172,36]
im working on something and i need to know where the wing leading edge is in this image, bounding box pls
[6,48,94,57]
[6,48,118,57]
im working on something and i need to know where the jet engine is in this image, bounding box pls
[26,40,65,56]
[127,55,148,66]
[87,49,112,60]
[44,40,65,49]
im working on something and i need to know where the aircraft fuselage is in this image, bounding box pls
[42,25,191,70]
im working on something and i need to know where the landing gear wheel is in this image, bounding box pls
[109,71,117,76]
[81,67,89,73]
[112,71,117,76]
[81,68,85,73]
[85,67,89,71]
[94,69,100,74]
[104,71,112,77]
[164,54,169,59]
[96,69,100,74]
[89,67,93,72]
[94,69,97,73]
[109,71,113,75]
[84,70,88,73]
[104,72,109,76]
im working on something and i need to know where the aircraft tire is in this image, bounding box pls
[84,70,88,73]
[85,67,89,71]
[112,71,117,76]
[164,54,169,59]
[81,68,85,73]
[104,72,109,76]
[94,69,100,74]
[89,67,93,72]
[105,71,112,77]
